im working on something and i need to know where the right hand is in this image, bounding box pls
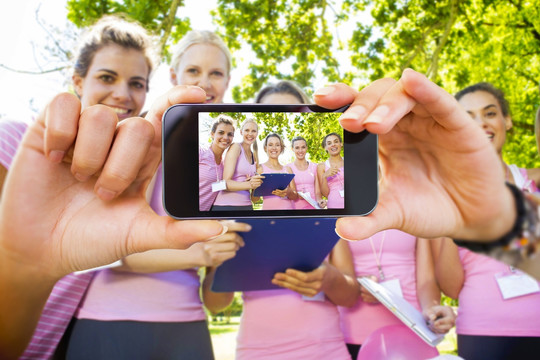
[315,69,515,243]
[247,174,264,189]
[200,221,247,267]
[359,275,379,303]
[324,167,340,179]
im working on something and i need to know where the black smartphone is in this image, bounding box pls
[162,103,378,219]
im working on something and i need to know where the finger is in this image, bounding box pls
[94,117,154,200]
[41,93,82,163]
[142,85,207,179]
[220,220,252,233]
[128,218,227,253]
[70,105,118,181]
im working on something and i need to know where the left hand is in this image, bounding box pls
[272,188,288,198]
[423,305,456,334]
[272,264,328,297]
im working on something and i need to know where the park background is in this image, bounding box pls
[1,0,539,358]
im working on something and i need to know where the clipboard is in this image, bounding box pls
[358,277,445,347]
[212,218,339,292]
[253,173,295,197]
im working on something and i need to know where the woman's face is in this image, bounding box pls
[171,43,230,103]
[293,139,307,160]
[211,123,234,151]
[458,90,512,154]
[73,44,149,121]
[324,135,342,156]
[241,122,258,145]
[265,136,282,159]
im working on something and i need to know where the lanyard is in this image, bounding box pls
[369,230,387,281]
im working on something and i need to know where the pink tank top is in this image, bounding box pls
[324,160,344,209]
[236,289,351,359]
[288,161,318,209]
[260,163,293,210]
[0,120,95,359]
[339,230,420,344]
[75,175,206,322]
[213,144,256,207]
[456,247,540,336]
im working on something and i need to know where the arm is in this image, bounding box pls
[317,163,329,198]
[272,239,360,307]
[201,267,235,314]
[0,88,233,358]
[416,238,456,334]
[313,167,326,208]
[430,237,465,299]
[526,168,540,188]
[222,144,262,192]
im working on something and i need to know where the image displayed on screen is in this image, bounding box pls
[198,111,344,212]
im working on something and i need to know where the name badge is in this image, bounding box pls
[339,189,345,198]
[302,291,325,302]
[381,278,404,298]
[211,180,227,192]
[496,271,540,300]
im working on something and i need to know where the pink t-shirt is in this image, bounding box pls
[236,289,351,359]
[199,146,224,211]
[339,230,420,344]
[324,160,344,209]
[0,119,95,359]
[260,163,294,210]
[213,144,256,207]
[288,161,318,209]
[75,172,206,322]
[456,247,540,336]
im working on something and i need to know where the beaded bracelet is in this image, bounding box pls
[453,183,540,267]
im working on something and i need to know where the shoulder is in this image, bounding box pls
[525,167,540,185]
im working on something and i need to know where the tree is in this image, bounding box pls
[346,0,540,167]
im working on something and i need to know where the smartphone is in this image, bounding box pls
[162,103,378,219]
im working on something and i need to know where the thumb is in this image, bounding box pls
[129,217,227,254]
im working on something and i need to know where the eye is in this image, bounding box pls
[211,70,224,77]
[130,80,146,90]
[99,74,115,83]
[186,67,199,75]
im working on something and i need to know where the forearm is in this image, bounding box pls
[321,264,359,307]
[225,179,251,192]
[0,257,56,359]
[201,267,234,313]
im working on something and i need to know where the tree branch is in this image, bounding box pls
[427,0,458,81]
[157,0,183,57]
[0,64,68,75]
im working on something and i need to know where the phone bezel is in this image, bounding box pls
[162,103,378,219]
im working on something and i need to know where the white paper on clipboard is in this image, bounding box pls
[358,277,445,347]
[298,191,321,209]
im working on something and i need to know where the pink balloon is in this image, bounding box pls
[357,324,440,360]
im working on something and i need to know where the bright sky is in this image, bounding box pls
[0,0,357,121]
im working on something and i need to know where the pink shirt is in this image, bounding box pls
[199,146,224,211]
[213,144,256,207]
[260,163,294,210]
[75,172,206,322]
[236,289,351,359]
[339,230,420,344]
[456,247,540,336]
[0,119,95,359]
[324,160,344,209]
[288,161,318,209]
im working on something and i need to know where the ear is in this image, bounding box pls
[170,67,178,86]
[505,116,513,131]
[72,75,83,98]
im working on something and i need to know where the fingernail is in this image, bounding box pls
[364,105,389,124]
[207,224,228,241]
[338,105,367,121]
[314,87,335,96]
[335,227,357,241]
[96,187,117,201]
[49,150,65,163]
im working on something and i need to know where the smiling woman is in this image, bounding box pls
[71,16,158,120]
